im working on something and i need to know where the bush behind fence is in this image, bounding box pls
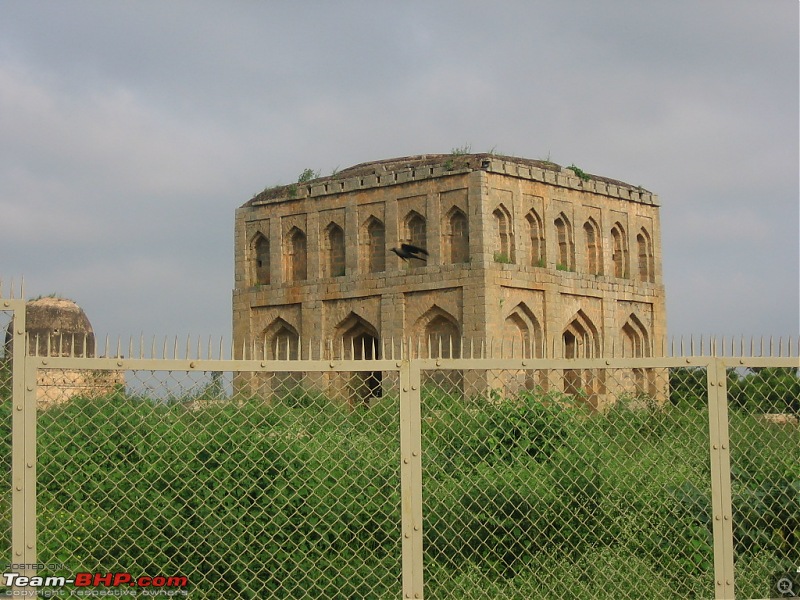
[0,333,798,598]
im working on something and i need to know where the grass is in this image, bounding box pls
[444,144,473,171]
[1,371,795,599]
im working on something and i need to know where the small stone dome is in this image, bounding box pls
[23,297,96,357]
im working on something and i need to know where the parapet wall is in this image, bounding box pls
[246,154,658,208]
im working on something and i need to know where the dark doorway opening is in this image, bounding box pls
[351,332,381,406]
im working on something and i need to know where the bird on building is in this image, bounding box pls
[391,243,428,262]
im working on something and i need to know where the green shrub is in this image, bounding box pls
[296,168,320,183]
[567,164,590,181]
[24,381,800,598]
[36,393,401,598]
[728,367,800,414]
[669,366,707,408]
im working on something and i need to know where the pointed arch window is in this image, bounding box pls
[502,303,544,359]
[424,315,461,359]
[252,233,270,285]
[261,317,300,359]
[621,317,650,358]
[562,310,604,405]
[326,223,346,277]
[366,218,386,273]
[621,313,654,395]
[286,227,307,282]
[445,208,469,264]
[334,312,382,404]
[583,218,602,275]
[262,319,300,393]
[414,307,462,390]
[526,210,545,267]
[406,212,426,250]
[611,223,629,279]
[401,211,427,269]
[493,205,514,263]
[637,228,654,283]
[554,213,575,271]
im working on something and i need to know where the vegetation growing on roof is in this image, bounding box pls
[297,168,320,183]
[567,164,591,182]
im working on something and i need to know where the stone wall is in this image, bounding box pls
[233,154,666,406]
[37,369,125,409]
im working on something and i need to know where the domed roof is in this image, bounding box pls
[26,297,94,336]
[20,297,96,357]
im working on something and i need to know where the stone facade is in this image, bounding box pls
[233,154,666,405]
[4,297,125,408]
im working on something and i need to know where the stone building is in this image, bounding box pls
[233,153,666,405]
[4,297,124,407]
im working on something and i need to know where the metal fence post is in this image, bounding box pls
[399,359,424,599]
[708,357,735,599]
[8,298,36,578]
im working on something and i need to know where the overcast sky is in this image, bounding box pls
[1,1,797,347]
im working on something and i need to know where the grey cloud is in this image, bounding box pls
[0,0,796,339]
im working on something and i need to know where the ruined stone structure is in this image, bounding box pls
[233,153,666,405]
[4,297,124,407]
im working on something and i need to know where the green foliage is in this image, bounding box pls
[482,390,577,465]
[669,366,707,408]
[567,164,590,181]
[555,263,573,272]
[421,388,794,596]
[0,358,10,403]
[36,393,401,598]
[493,252,511,264]
[444,144,472,171]
[727,407,800,565]
[728,367,800,414]
[259,168,321,200]
[667,363,800,578]
[670,366,800,415]
[20,375,800,598]
[296,168,320,183]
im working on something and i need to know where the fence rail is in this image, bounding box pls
[16,331,800,361]
[1,301,798,598]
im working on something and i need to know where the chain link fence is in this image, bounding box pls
[2,333,798,598]
[35,366,402,598]
[0,308,12,568]
[420,364,715,598]
[726,363,800,599]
